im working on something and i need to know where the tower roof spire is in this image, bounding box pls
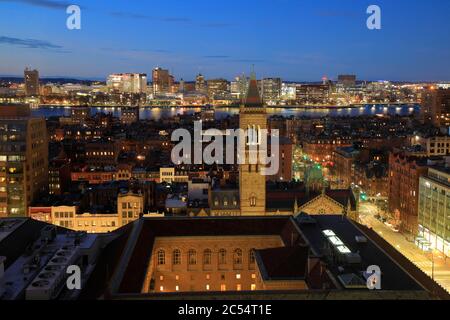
[244,70,262,107]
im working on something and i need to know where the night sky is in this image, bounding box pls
[0,0,449,81]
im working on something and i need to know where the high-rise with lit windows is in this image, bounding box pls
[152,67,172,94]
[24,68,40,96]
[0,104,48,217]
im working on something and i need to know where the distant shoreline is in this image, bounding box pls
[35,103,420,110]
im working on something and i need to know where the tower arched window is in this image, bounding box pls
[250,196,257,207]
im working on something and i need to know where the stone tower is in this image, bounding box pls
[239,72,267,215]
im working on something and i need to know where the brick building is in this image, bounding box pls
[388,152,429,235]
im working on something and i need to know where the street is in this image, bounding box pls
[358,202,450,293]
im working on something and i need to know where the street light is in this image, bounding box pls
[429,249,435,280]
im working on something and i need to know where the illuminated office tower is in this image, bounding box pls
[207,79,229,99]
[195,73,207,93]
[417,166,450,258]
[152,67,171,94]
[107,73,147,93]
[421,87,450,128]
[24,68,40,96]
[338,74,356,87]
[0,104,48,217]
[261,78,282,102]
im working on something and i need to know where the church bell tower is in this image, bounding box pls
[239,72,267,215]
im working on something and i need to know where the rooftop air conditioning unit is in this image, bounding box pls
[41,225,57,242]
[345,252,362,265]
[355,236,367,243]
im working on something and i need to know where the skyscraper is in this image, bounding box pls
[0,104,48,217]
[338,74,356,87]
[239,73,267,215]
[195,73,207,93]
[152,67,171,94]
[24,68,40,96]
[421,87,450,128]
[206,79,229,99]
[261,78,282,102]
[107,73,147,93]
[230,74,249,99]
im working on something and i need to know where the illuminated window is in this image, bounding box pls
[251,274,256,279]
[236,274,241,279]
[251,284,256,291]
[175,275,179,280]
[188,249,197,265]
[159,286,164,292]
[175,286,179,291]
[236,284,242,291]
[220,284,226,291]
[173,249,181,265]
[158,250,166,265]
[203,249,212,265]
[206,284,210,291]
[206,274,210,280]
[159,275,164,281]
[218,249,227,264]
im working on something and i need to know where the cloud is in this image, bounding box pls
[0,0,72,9]
[109,11,232,28]
[100,47,172,54]
[201,22,234,28]
[0,35,64,51]
[109,12,192,24]
[203,55,231,59]
[315,10,359,18]
[230,59,266,63]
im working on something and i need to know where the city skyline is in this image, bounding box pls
[0,0,449,81]
[0,0,449,305]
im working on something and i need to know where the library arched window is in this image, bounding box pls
[173,249,181,265]
[203,249,212,265]
[188,249,197,265]
[249,249,256,264]
[218,249,227,264]
[233,249,243,265]
[157,249,165,265]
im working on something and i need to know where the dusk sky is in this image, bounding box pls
[0,0,449,81]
